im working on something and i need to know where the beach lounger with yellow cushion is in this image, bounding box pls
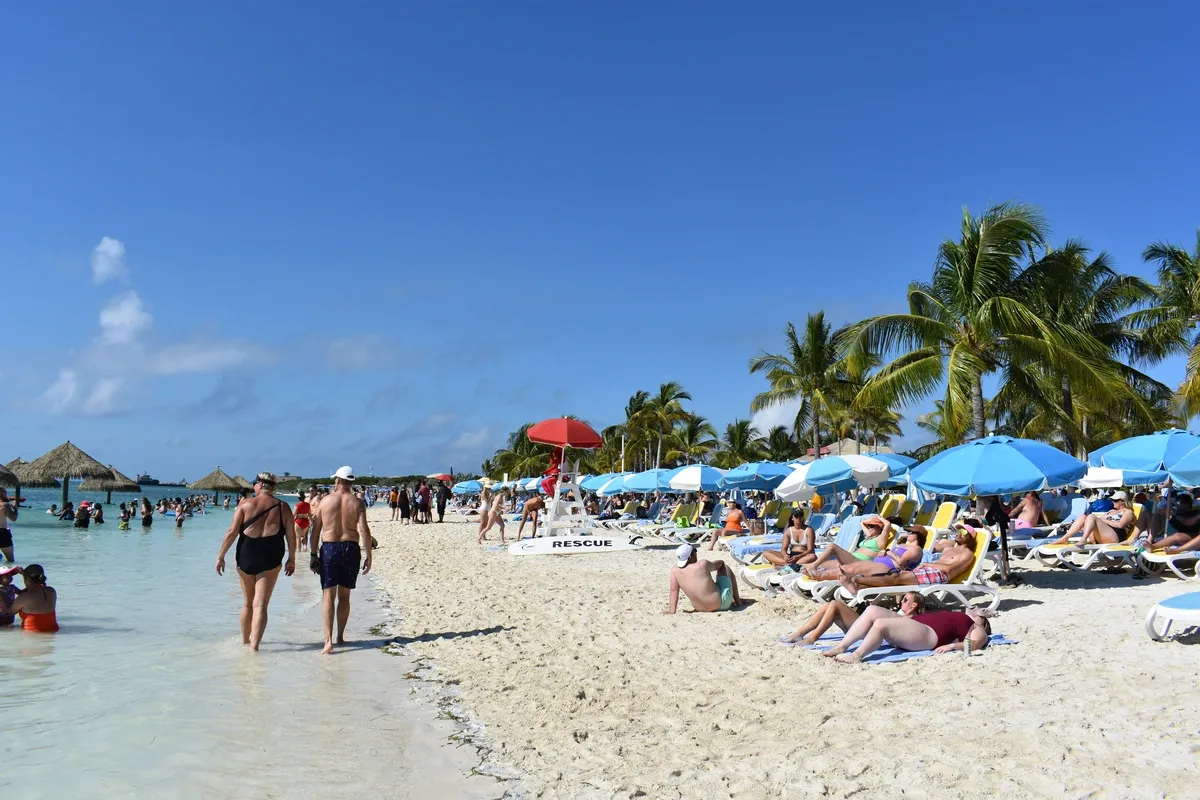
[1031,503,1145,568]
[835,528,1000,610]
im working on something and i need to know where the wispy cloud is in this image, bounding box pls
[41,370,79,413]
[324,335,413,372]
[365,382,410,416]
[451,427,490,449]
[751,396,801,436]
[99,291,153,344]
[91,236,128,284]
[182,375,260,417]
[149,340,271,375]
[82,377,127,417]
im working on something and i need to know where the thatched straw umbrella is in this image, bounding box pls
[25,441,113,508]
[80,466,140,505]
[189,466,244,505]
[0,462,19,488]
[6,458,60,488]
[233,475,255,490]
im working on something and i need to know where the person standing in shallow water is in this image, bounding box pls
[215,472,295,651]
[309,466,372,654]
[0,487,18,562]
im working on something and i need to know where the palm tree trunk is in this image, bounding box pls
[812,411,820,458]
[656,433,663,469]
[971,375,986,439]
[1061,376,1080,458]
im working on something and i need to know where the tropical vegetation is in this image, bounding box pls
[481,207,1199,476]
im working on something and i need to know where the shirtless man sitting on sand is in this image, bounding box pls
[517,495,546,540]
[310,466,373,654]
[664,544,742,613]
[838,526,979,595]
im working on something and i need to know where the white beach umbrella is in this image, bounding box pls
[775,462,819,502]
[667,464,726,492]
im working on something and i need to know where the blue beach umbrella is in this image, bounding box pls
[623,468,673,494]
[721,461,794,490]
[1088,429,1200,472]
[581,473,614,492]
[453,480,482,495]
[871,453,918,476]
[666,464,726,492]
[597,473,631,496]
[909,435,1086,496]
[1166,446,1200,487]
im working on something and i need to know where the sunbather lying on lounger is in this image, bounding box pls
[782,592,926,645]
[761,510,815,567]
[1049,491,1134,545]
[664,544,742,613]
[802,525,927,581]
[1144,493,1200,553]
[838,527,977,594]
[799,516,893,576]
[821,605,993,663]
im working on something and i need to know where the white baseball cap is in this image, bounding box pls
[332,466,355,481]
[1111,490,1128,501]
[674,543,694,568]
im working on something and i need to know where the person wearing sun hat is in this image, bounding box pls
[1050,489,1135,547]
[309,466,373,654]
[664,543,742,614]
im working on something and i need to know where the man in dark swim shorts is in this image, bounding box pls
[0,488,17,562]
[309,466,373,654]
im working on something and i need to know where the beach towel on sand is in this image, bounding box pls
[778,632,1017,664]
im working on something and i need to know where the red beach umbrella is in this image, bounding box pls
[427,473,452,482]
[527,418,604,450]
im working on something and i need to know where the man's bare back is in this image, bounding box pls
[312,491,365,544]
[671,562,723,611]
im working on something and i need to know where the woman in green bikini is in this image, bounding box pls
[800,516,896,580]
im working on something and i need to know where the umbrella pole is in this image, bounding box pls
[14,482,20,509]
[62,477,69,509]
[106,489,112,505]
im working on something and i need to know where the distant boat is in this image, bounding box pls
[136,473,161,486]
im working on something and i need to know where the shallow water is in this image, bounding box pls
[2,488,499,799]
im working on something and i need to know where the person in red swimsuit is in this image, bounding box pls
[820,604,992,663]
[294,490,312,553]
[0,564,59,632]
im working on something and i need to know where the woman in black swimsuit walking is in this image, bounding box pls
[215,472,295,650]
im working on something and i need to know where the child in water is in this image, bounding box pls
[0,566,18,626]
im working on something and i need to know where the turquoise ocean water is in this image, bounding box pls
[1,485,495,799]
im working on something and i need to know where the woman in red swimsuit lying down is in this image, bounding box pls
[820,604,993,664]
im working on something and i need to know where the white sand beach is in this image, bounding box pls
[368,508,1199,799]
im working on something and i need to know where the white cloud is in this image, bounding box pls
[325,335,388,372]
[148,341,270,375]
[82,378,125,416]
[751,396,803,436]
[452,427,490,449]
[99,291,153,344]
[91,237,128,284]
[41,370,80,413]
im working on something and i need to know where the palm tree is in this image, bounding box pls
[664,414,718,464]
[711,419,765,469]
[1000,241,1164,456]
[846,202,1110,439]
[762,425,798,462]
[750,312,849,453]
[1135,231,1200,412]
[640,382,692,468]
[489,423,551,478]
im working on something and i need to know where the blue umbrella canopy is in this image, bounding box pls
[1088,429,1200,471]
[803,454,893,487]
[596,473,631,496]
[581,473,614,492]
[1166,446,1200,487]
[721,461,794,490]
[452,479,482,495]
[909,435,1086,496]
[623,468,672,494]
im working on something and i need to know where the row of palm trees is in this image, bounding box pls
[749,202,1199,459]
[483,379,899,479]
[483,203,1198,477]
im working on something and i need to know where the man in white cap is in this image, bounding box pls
[664,543,742,614]
[309,465,373,654]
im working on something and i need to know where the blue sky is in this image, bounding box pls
[3,2,1198,480]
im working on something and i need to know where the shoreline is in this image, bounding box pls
[367,507,1198,799]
